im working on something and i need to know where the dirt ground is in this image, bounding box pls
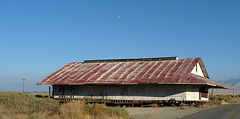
[126,107,207,119]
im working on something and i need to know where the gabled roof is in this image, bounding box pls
[37,57,227,88]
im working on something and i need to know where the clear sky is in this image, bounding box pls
[0,0,239,92]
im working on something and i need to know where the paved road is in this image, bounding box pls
[182,104,240,119]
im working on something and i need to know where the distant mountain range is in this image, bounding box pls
[214,78,240,95]
[218,78,240,86]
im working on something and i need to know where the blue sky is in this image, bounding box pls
[0,0,239,92]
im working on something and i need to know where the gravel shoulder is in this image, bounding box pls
[126,107,208,119]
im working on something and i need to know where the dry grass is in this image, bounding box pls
[0,92,128,119]
[198,101,222,108]
[179,106,188,110]
[199,95,240,108]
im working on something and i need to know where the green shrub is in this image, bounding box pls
[84,103,96,110]
[209,95,232,102]
[85,103,129,118]
[113,106,129,119]
[27,113,44,119]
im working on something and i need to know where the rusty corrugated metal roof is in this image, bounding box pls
[37,57,227,88]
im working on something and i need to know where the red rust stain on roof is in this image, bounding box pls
[37,58,227,88]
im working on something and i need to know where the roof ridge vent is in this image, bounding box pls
[84,56,179,63]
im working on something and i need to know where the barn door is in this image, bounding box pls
[199,87,208,100]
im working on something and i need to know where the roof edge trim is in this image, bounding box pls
[84,56,179,63]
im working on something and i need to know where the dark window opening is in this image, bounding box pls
[199,87,208,99]
[121,87,128,95]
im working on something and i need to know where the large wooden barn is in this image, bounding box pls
[37,57,227,105]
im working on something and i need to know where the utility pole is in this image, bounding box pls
[22,79,26,93]
[233,84,235,97]
[49,86,51,97]
[212,88,214,96]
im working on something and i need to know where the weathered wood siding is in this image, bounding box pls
[186,86,200,101]
[53,84,207,101]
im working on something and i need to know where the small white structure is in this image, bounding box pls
[38,57,227,105]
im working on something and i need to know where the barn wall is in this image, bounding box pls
[53,85,59,97]
[53,84,194,100]
[186,86,200,100]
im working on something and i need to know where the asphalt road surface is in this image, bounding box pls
[182,104,240,119]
